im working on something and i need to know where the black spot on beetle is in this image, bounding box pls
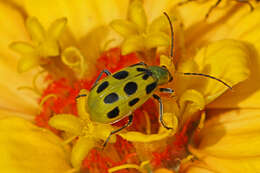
[104,93,119,104]
[142,74,149,80]
[136,67,147,72]
[124,82,138,96]
[96,81,109,93]
[107,107,119,118]
[113,71,129,80]
[128,98,140,106]
[146,82,157,94]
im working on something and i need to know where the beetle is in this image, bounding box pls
[178,0,259,18]
[87,62,174,146]
[77,13,232,147]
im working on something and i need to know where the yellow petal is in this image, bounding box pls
[93,123,116,143]
[9,42,35,54]
[143,0,177,22]
[17,55,39,73]
[122,35,144,55]
[119,131,172,142]
[119,113,177,142]
[177,39,250,104]
[110,19,139,37]
[71,137,97,168]
[188,147,260,173]
[26,17,45,43]
[38,38,60,57]
[0,117,71,173]
[145,32,170,49]
[210,7,260,108]
[0,62,39,115]
[154,168,176,173]
[0,108,34,120]
[128,0,147,32]
[0,2,39,115]
[76,89,91,120]
[24,0,129,40]
[187,108,260,172]
[148,15,171,33]
[160,55,176,77]
[194,109,260,158]
[49,114,83,135]
[61,46,86,78]
[178,89,205,124]
[48,17,67,39]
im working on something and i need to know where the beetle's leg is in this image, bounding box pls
[103,115,133,148]
[76,94,87,99]
[153,94,172,130]
[236,0,254,11]
[92,69,111,88]
[130,62,148,67]
[205,0,222,18]
[159,88,174,94]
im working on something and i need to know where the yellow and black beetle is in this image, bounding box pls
[77,13,231,147]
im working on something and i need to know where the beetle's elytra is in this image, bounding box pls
[87,62,173,126]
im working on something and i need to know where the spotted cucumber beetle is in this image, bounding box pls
[77,12,232,147]
[178,0,259,18]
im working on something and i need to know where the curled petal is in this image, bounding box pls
[93,123,116,143]
[0,117,71,172]
[159,113,178,133]
[61,46,85,78]
[9,42,34,54]
[119,131,172,142]
[177,40,250,104]
[122,35,144,55]
[145,32,170,49]
[71,137,97,168]
[26,17,45,43]
[49,114,83,135]
[17,55,39,73]
[76,89,90,120]
[48,17,67,39]
[127,0,147,32]
[179,89,205,124]
[110,19,139,37]
[119,113,177,142]
[160,55,176,75]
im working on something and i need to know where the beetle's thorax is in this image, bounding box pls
[148,66,172,85]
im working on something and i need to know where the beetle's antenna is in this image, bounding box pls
[163,12,232,90]
[163,12,174,59]
[182,72,232,90]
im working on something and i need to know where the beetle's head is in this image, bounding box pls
[148,65,173,85]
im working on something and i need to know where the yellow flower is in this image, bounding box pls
[10,17,67,73]
[0,0,260,173]
[49,89,116,169]
[110,0,170,57]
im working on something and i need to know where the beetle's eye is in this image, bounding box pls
[161,65,167,69]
